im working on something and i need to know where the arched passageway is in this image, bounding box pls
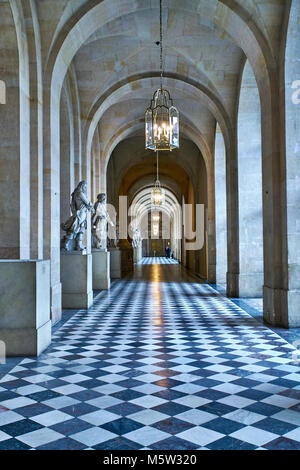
[129,186,182,260]
[106,136,209,277]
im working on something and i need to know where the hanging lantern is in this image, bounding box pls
[151,151,165,206]
[152,213,160,222]
[151,179,165,207]
[152,223,159,237]
[145,89,179,151]
[145,0,179,152]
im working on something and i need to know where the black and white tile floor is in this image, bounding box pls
[0,258,300,450]
[140,257,178,265]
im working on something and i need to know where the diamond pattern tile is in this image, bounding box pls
[0,258,300,450]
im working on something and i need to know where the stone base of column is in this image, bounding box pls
[207,264,216,284]
[109,248,121,279]
[263,285,288,327]
[226,272,239,297]
[0,260,51,356]
[51,281,62,325]
[92,250,110,290]
[239,272,263,298]
[61,252,93,309]
[286,289,300,327]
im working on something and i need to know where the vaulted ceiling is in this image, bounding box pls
[37,0,287,183]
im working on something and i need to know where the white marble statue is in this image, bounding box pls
[92,193,114,250]
[132,227,142,248]
[61,180,95,251]
[107,221,119,249]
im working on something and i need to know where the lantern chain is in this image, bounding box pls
[160,0,163,90]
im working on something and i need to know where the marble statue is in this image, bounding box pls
[61,180,95,251]
[92,193,114,250]
[132,227,142,248]
[107,221,119,249]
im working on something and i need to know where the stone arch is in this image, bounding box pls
[107,133,207,274]
[103,116,216,281]
[102,119,209,189]
[128,177,183,208]
[129,186,182,261]
[84,74,232,175]
[46,0,274,94]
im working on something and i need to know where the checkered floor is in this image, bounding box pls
[0,260,300,450]
[140,257,179,265]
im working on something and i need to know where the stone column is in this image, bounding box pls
[196,153,208,279]
[278,0,300,327]
[60,85,74,226]
[43,81,62,324]
[0,2,30,259]
[94,129,101,196]
[226,128,239,297]
[238,61,263,298]
[22,0,44,260]
[10,0,31,260]
[215,125,227,285]
[207,158,216,283]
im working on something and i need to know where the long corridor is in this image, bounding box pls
[0,259,300,450]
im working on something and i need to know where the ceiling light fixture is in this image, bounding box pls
[151,151,165,206]
[153,224,159,236]
[145,0,179,152]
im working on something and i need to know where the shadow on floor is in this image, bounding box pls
[210,283,300,346]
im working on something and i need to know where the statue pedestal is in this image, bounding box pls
[92,250,110,290]
[0,260,51,356]
[61,251,93,309]
[109,240,134,278]
[109,248,121,279]
[119,239,134,274]
[133,245,142,263]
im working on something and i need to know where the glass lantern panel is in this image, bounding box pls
[153,106,170,151]
[169,106,179,149]
[145,108,154,150]
[151,187,165,206]
[152,223,159,236]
